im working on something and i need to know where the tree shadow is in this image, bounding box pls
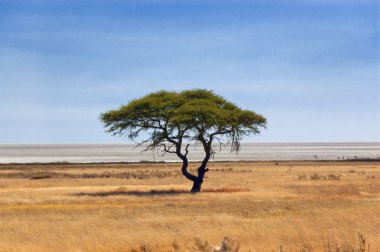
[73,187,249,197]
[74,189,190,197]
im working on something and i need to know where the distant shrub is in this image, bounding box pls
[310,173,322,180]
[327,174,340,180]
[298,174,307,180]
[366,174,377,179]
[213,168,234,173]
[0,170,176,180]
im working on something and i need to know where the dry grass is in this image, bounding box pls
[0,161,379,251]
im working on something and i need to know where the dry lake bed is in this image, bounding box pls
[0,142,379,163]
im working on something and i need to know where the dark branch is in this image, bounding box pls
[184,143,190,157]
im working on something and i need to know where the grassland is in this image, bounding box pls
[0,161,379,251]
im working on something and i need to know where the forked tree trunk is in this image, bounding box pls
[178,151,210,193]
[190,165,209,193]
[190,178,202,193]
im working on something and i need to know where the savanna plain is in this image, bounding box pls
[0,161,379,252]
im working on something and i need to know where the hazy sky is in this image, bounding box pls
[0,0,379,143]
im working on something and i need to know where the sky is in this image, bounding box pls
[0,0,379,143]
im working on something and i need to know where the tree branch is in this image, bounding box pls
[161,143,177,155]
[184,143,190,157]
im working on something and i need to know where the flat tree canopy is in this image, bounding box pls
[100,89,266,192]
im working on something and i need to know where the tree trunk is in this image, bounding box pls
[190,177,203,193]
[177,151,210,193]
[177,153,198,190]
[190,163,209,193]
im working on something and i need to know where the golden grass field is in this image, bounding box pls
[0,161,379,251]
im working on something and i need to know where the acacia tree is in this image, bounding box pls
[100,89,266,192]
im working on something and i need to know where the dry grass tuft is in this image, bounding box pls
[298,174,307,180]
[203,187,250,193]
[310,173,322,180]
[327,174,341,180]
[195,237,239,252]
[325,233,369,252]
[306,173,341,180]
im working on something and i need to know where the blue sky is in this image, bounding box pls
[0,0,379,143]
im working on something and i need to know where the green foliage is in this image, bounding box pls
[100,89,266,155]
